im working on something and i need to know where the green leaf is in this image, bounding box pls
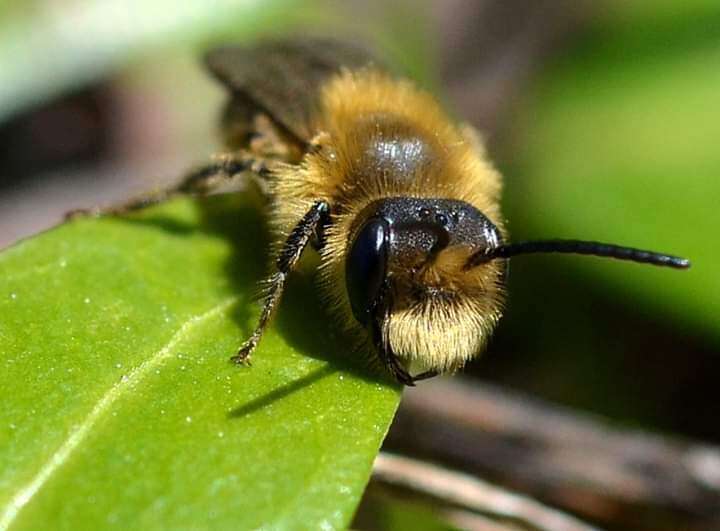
[0,195,401,530]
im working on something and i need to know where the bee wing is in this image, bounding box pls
[205,39,381,143]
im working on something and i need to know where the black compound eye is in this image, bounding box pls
[346,217,390,326]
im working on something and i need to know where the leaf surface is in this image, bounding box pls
[0,195,400,530]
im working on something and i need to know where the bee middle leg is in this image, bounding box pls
[66,152,272,219]
[231,200,330,366]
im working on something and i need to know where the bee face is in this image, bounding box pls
[345,197,505,369]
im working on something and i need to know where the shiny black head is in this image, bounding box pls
[345,197,502,326]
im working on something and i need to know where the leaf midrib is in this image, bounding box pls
[0,296,238,530]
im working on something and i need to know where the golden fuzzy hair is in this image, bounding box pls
[269,69,506,373]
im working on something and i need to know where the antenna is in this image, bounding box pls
[465,239,691,270]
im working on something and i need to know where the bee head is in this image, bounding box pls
[344,195,691,377]
[345,198,506,372]
[346,198,503,326]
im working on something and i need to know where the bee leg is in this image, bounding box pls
[410,370,439,384]
[177,153,272,195]
[231,200,330,365]
[376,342,414,386]
[369,281,416,386]
[381,351,415,387]
[372,326,415,387]
[65,152,271,219]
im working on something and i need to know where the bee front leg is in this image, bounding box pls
[66,152,272,219]
[231,200,330,366]
[377,355,438,386]
[410,370,439,383]
[370,283,439,386]
[370,297,415,387]
[378,347,415,387]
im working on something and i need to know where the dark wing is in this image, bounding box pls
[205,39,382,144]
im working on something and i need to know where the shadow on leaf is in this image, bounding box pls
[119,192,384,394]
[227,364,338,418]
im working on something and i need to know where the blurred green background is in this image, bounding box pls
[0,0,717,527]
[484,0,720,440]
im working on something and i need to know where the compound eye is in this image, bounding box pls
[346,217,390,326]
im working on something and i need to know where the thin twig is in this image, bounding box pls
[373,452,600,531]
[386,378,720,530]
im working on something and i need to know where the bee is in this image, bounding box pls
[92,39,690,386]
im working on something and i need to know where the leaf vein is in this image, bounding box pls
[0,296,238,530]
